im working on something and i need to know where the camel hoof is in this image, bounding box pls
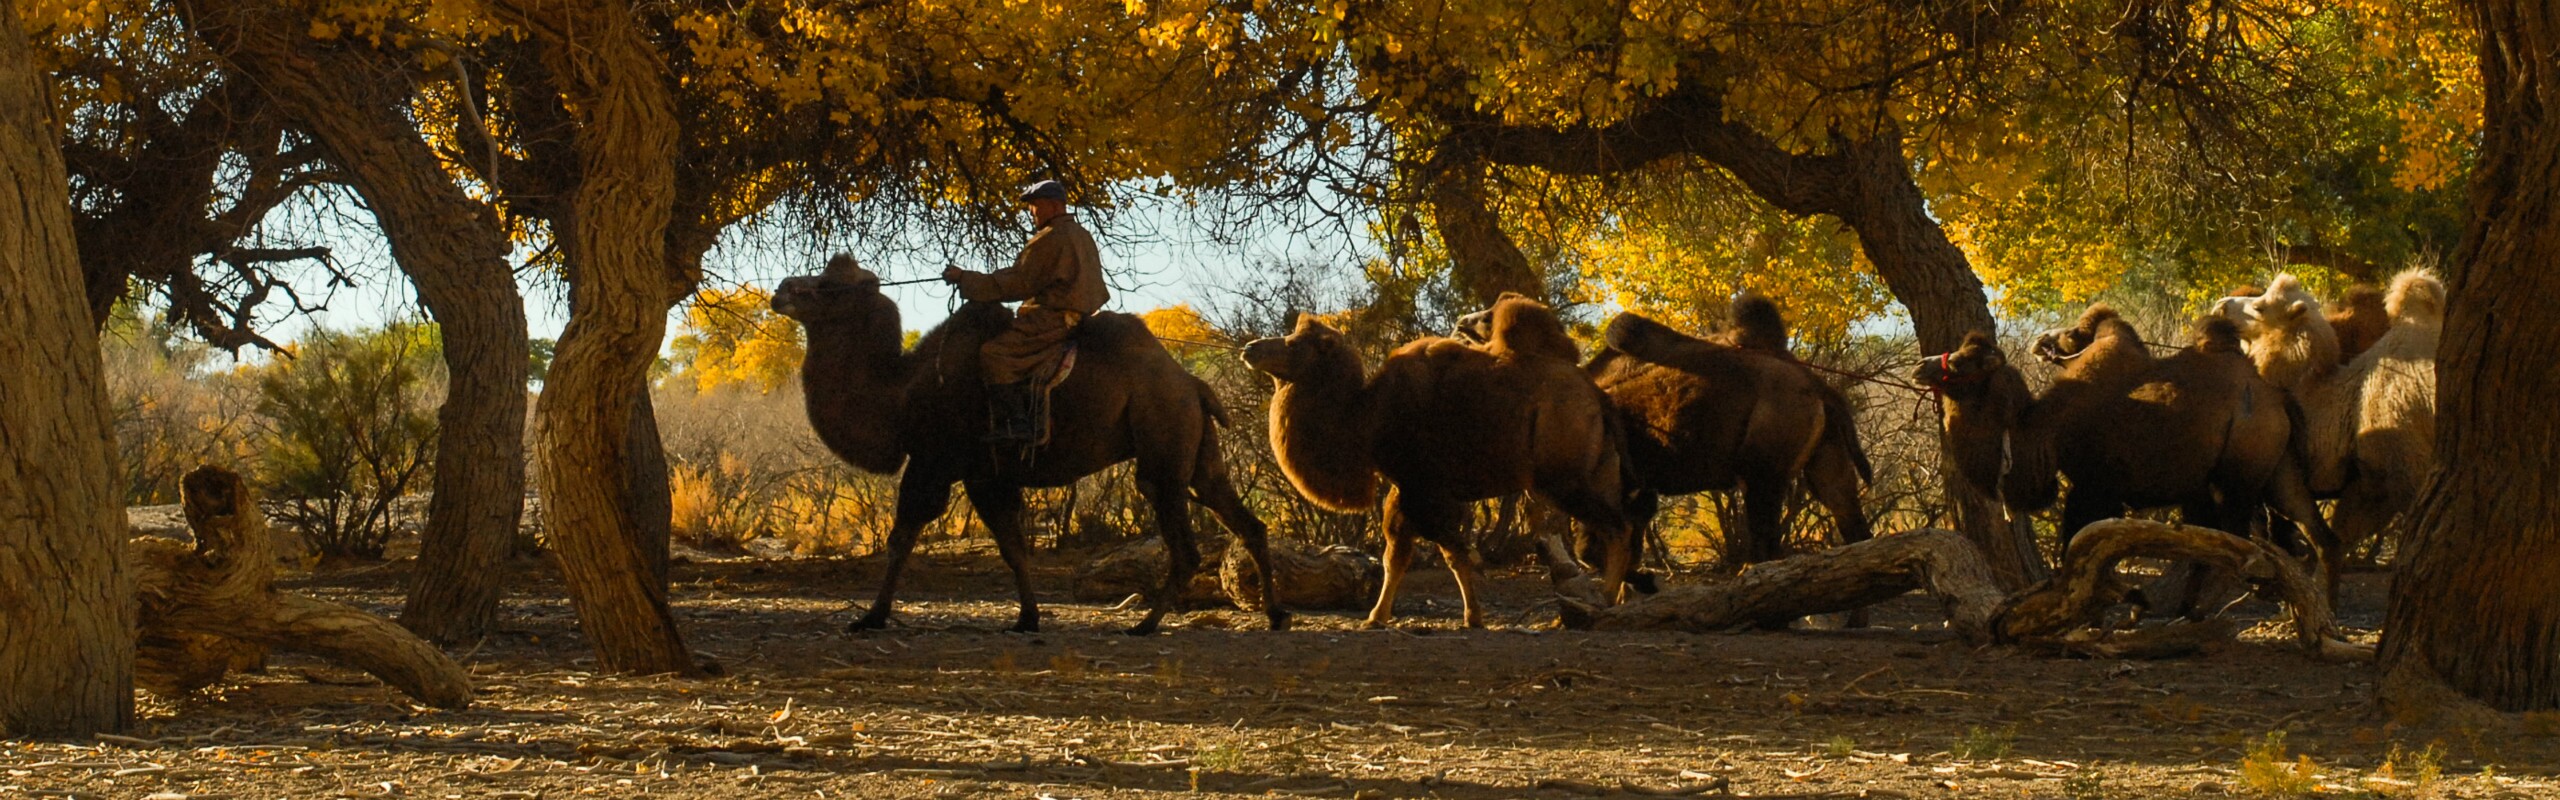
[1010,611,1041,634]
[1124,620,1160,637]
[1266,609,1293,631]
[847,612,890,633]
[1358,619,1393,631]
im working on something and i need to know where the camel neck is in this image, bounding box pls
[798,315,914,473]
[1267,357,1382,511]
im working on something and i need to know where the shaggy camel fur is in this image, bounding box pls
[1452,292,1872,568]
[1915,308,2338,584]
[2215,270,2443,549]
[773,256,1286,635]
[2217,281,2391,363]
[1245,296,1632,628]
[1587,309,1873,565]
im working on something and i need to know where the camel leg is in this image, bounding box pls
[1740,477,1791,566]
[851,469,954,632]
[1128,479,1201,636]
[1402,495,1483,628]
[964,480,1040,633]
[1192,471,1289,631]
[1362,488,1418,629]
[1805,445,1871,547]
[1547,485,1635,606]
[1803,447,1873,628]
[2265,461,2344,607]
[1578,489,1661,595]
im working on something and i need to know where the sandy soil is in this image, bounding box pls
[8,542,2556,800]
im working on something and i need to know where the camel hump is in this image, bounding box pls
[1724,290,1790,353]
[2386,268,2445,326]
[2192,316,2245,354]
[1602,312,1697,363]
[1487,294,1579,362]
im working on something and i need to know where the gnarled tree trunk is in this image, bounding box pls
[2379,0,2560,718]
[186,0,533,644]
[133,468,472,708]
[0,2,136,734]
[503,0,698,674]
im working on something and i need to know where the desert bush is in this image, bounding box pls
[250,324,442,560]
[100,305,257,505]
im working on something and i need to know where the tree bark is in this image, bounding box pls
[0,3,136,735]
[2379,0,2560,717]
[501,0,698,674]
[1427,159,1544,305]
[132,468,472,708]
[1453,91,2037,585]
[185,0,533,644]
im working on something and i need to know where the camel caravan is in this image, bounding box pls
[770,240,2443,659]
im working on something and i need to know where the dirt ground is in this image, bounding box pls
[9,541,2558,800]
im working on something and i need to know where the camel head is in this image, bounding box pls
[2242,274,2324,334]
[1451,306,1493,346]
[1914,331,2040,502]
[1911,331,2009,394]
[1244,312,1362,384]
[2030,304,2134,365]
[771,254,891,324]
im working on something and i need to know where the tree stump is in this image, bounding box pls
[131,467,473,708]
[1070,537,1228,605]
[1219,540,1382,611]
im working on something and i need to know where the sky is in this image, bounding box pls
[261,190,1374,351]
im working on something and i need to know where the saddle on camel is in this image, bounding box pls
[940,179,1109,455]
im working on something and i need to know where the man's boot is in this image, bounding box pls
[983,381,1037,445]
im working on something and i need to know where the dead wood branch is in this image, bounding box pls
[1547,520,2371,663]
[130,467,473,707]
[1219,540,1382,611]
[1998,519,2371,662]
[1546,530,2007,644]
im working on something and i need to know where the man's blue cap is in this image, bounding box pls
[1017,180,1067,202]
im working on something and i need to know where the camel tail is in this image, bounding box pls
[1816,382,1875,485]
[1193,375,1232,428]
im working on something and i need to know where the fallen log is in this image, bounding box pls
[1998,519,2371,662]
[1069,537,1229,605]
[1218,540,1382,612]
[130,467,472,707]
[1548,521,2371,663]
[1545,529,2007,644]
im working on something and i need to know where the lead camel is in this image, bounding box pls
[772,255,1287,635]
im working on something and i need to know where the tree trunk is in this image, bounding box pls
[2379,0,2560,717]
[626,385,672,585]
[505,0,698,675]
[182,2,536,644]
[0,4,136,735]
[1457,97,2037,586]
[1427,159,1544,305]
[133,468,472,708]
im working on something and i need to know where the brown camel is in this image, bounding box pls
[1914,308,2339,587]
[2210,270,2443,551]
[1581,306,1873,566]
[1452,293,1872,570]
[772,255,1285,635]
[1244,296,1632,628]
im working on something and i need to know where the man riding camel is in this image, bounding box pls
[941,179,1109,445]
